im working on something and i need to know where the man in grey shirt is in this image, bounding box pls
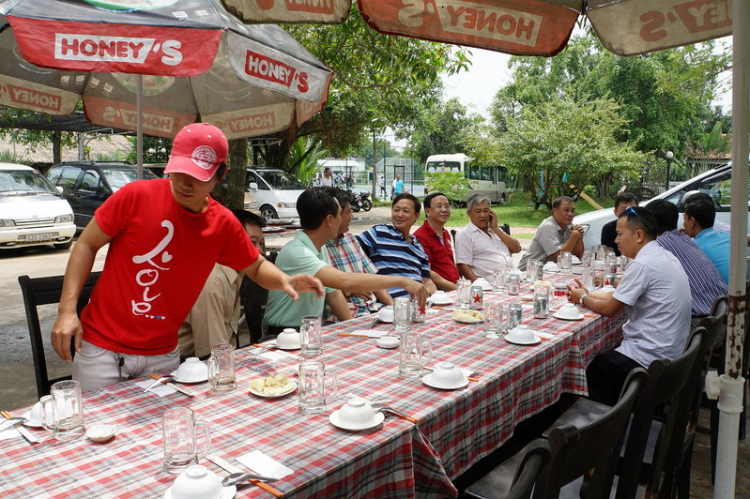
[518,196,584,271]
[567,206,692,405]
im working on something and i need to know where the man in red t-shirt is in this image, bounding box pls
[51,123,323,391]
[414,192,459,291]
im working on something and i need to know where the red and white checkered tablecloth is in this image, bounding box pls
[0,277,624,499]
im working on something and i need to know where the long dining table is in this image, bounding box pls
[0,273,625,498]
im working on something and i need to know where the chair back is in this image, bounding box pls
[18,272,101,398]
[615,330,704,499]
[533,368,648,499]
[507,439,552,499]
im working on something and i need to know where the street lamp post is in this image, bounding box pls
[665,150,674,191]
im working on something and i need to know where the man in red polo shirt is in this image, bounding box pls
[414,192,459,291]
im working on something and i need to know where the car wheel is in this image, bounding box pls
[260,205,278,220]
[54,240,73,250]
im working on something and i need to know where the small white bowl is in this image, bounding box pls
[599,285,616,294]
[473,278,491,290]
[176,358,208,381]
[170,465,223,499]
[276,328,301,349]
[337,398,377,427]
[430,362,467,388]
[86,424,118,443]
[376,336,399,349]
[29,399,55,426]
[378,306,394,322]
[507,325,536,343]
[543,262,560,272]
[557,304,583,320]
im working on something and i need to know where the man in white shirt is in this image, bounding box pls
[567,206,692,405]
[455,193,521,280]
[518,196,584,271]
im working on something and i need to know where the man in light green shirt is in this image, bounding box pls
[264,187,428,335]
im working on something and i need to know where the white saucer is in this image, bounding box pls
[553,311,584,321]
[430,296,453,305]
[504,334,542,346]
[266,342,301,351]
[421,373,469,390]
[169,371,209,384]
[329,410,385,431]
[165,484,236,499]
[22,412,44,428]
[248,380,297,398]
[454,315,482,324]
[376,317,394,324]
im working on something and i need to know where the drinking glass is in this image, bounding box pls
[492,269,506,292]
[162,407,211,474]
[558,251,572,271]
[581,250,592,268]
[483,302,505,339]
[526,259,540,282]
[41,380,84,441]
[393,297,411,333]
[398,332,433,378]
[507,273,520,295]
[298,361,338,415]
[208,343,235,392]
[582,268,596,290]
[411,295,426,323]
[300,315,323,356]
[456,278,471,309]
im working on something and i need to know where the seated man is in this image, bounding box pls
[414,192,460,291]
[325,189,391,320]
[518,196,584,271]
[455,193,521,280]
[264,187,428,334]
[567,206,691,406]
[178,210,266,358]
[600,192,638,256]
[683,192,730,283]
[649,199,727,331]
[357,193,438,299]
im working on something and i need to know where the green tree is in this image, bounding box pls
[287,136,328,185]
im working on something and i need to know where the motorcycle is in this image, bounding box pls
[359,191,372,211]
[349,190,363,212]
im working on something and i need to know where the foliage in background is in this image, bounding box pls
[288,136,328,185]
[499,97,645,208]
[0,150,33,165]
[424,171,471,203]
[126,136,171,164]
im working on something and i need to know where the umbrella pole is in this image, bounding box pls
[136,75,144,180]
[715,1,749,498]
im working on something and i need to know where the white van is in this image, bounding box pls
[0,163,76,250]
[245,167,306,220]
[425,153,509,204]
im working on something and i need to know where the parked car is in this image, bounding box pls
[574,163,747,250]
[46,161,158,230]
[246,167,305,220]
[0,163,76,250]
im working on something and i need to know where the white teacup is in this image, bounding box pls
[431,362,466,388]
[508,325,536,343]
[337,398,377,426]
[276,328,301,349]
[543,262,560,272]
[473,278,491,290]
[431,290,448,301]
[557,303,583,320]
[171,465,222,499]
[175,358,208,381]
[378,306,394,322]
[29,398,55,425]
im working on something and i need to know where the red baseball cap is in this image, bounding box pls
[164,123,229,182]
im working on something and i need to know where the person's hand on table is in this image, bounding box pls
[51,310,82,362]
[566,278,589,305]
[284,274,324,301]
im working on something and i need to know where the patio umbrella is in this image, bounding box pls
[0,0,332,170]
[221,0,351,24]
[356,1,745,497]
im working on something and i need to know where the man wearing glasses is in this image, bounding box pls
[455,193,521,281]
[414,192,461,291]
[567,206,691,406]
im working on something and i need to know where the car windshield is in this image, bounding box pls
[102,166,157,191]
[0,170,60,196]
[258,170,305,189]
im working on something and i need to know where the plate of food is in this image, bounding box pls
[248,374,297,398]
[453,309,484,324]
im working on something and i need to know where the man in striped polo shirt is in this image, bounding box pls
[357,193,438,299]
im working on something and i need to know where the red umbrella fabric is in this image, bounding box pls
[0,0,332,138]
[221,0,351,24]
[357,0,732,56]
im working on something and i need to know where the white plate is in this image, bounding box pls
[248,380,297,398]
[430,296,453,305]
[376,316,393,324]
[169,371,208,384]
[553,311,584,321]
[422,373,469,390]
[454,315,483,324]
[504,334,542,346]
[265,342,301,351]
[22,412,44,428]
[165,484,236,499]
[329,410,385,431]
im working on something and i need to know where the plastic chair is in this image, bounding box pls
[464,368,647,499]
[18,272,100,398]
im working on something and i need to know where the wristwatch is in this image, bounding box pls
[578,293,588,305]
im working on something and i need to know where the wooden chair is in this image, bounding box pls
[507,439,553,499]
[18,272,101,398]
[464,368,647,499]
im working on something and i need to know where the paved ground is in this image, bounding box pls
[1,205,747,496]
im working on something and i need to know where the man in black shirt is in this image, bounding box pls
[601,192,638,256]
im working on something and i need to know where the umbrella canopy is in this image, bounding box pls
[358,0,732,56]
[0,0,332,139]
[221,0,351,24]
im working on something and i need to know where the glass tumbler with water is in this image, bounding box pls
[483,302,506,339]
[300,315,323,356]
[457,278,471,308]
[558,251,572,271]
[399,332,432,377]
[492,269,506,292]
[393,296,411,333]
